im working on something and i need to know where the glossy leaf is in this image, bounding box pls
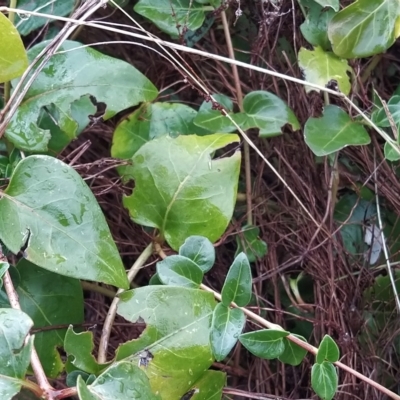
[298,47,352,95]
[0,309,33,399]
[185,370,225,400]
[157,255,204,288]
[0,156,129,288]
[134,0,205,37]
[12,259,84,378]
[233,91,300,137]
[77,362,160,400]
[328,0,400,59]
[179,235,215,273]
[116,286,216,399]
[15,0,75,36]
[64,327,111,375]
[210,303,245,361]
[235,225,267,263]
[239,329,289,359]
[221,252,252,307]
[278,335,308,366]
[0,13,28,83]
[316,335,340,363]
[304,105,370,156]
[123,134,241,250]
[311,362,338,400]
[7,40,158,152]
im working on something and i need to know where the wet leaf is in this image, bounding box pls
[0,156,129,288]
[221,253,252,307]
[116,286,216,399]
[179,236,215,273]
[0,13,28,83]
[298,47,352,95]
[278,336,308,366]
[235,225,267,263]
[316,335,340,363]
[311,362,338,400]
[328,0,400,58]
[123,134,241,250]
[304,105,370,156]
[7,40,157,152]
[210,303,245,361]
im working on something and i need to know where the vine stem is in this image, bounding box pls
[97,242,154,363]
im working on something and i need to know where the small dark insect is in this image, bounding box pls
[138,349,153,368]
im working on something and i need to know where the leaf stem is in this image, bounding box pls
[97,242,154,363]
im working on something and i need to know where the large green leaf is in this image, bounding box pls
[311,362,338,400]
[14,0,75,36]
[10,260,83,378]
[134,0,206,38]
[328,0,400,58]
[116,286,216,399]
[298,47,352,95]
[77,362,160,400]
[179,236,215,273]
[316,335,340,364]
[0,309,33,399]
[210,303,245,361]
[0,156,129,288]
[7,40,158,152]
[233,91,300,137]
[123,134,241,250]
[304,105,370,156]
[0,13,28,83]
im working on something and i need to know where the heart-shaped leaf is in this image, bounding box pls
[0,13,28,83]
[278,336,308,366]
[298,47,352,95]
[123,134,241,250]
[7,40,158,152]
[328,0,400,58]
[311,361,338,400]
[179,236,215,273]
[316,335,340,363]
[0,155,129,288]
[304,105,370,156]
[210,303,245,361]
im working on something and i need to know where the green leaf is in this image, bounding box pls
[311,362,338,400]
[179,236,215,273]
[298,47,352,95]
[7,40,158,152]
[304,105,370,156]
[157,255,204,288]
[233,91,300,137]
[134,0,206,38]
[384,142,400,161]
[221,252,252,307]
[0,262,9,280]
[123,134,241,250]
[328,0,400,59]
[235,225,267,263]
[0,156,129,288]
[0,13,28,83]
[278,335,308,366]
[77,361,160,400]
[116,286,216,399]
[314,0,339,11]
[14,0,75,36]
[185,370,225,400]
[0,309,33,399]
[239,329,289,359]
[316,335,340,363]
[210,303,245,361]
[64,327,111,375]
[372,95,400,131]
[11,260,83,378]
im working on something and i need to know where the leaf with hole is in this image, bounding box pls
[123,134,241,250]
[233,91,300,137]
[239,329,289,359]
[328,0,400,58]
[179,236,215,273]
[221,252,252,307]
[278,335,308,366]
[0,155,129,288]
[298,47,352,95]
[0,13,28,83]
[316,335,340,363]
[235,225,267,263]
[210,303,245,361]
[304,105,370,156]
[311,361,338,400]
[157,255,204,288]
[116,286,216,399]
[134,0,206,38]
[7,40,158,152]
[0,309,33,399]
